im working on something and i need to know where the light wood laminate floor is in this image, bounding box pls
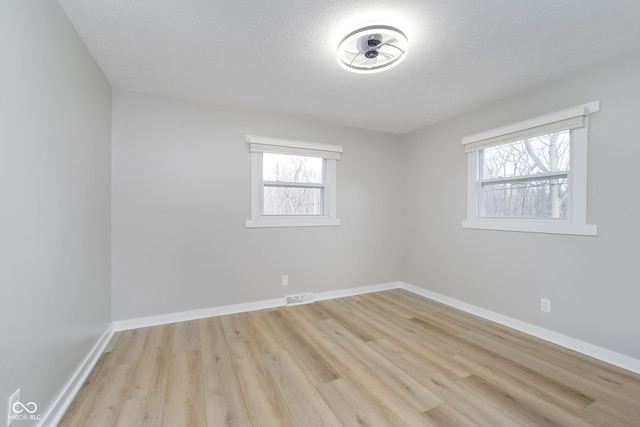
[60,289,640,426]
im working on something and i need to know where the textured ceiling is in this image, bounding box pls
[58,0,640,134]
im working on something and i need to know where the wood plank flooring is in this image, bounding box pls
[59,289,640,426]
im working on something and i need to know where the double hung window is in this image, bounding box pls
[479,130,570,219]
[462,101,599,235]
[262,152,325,216]
[246,135,342,228]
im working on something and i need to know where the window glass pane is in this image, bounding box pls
[263,186,324,215]
[482,130,570,180]
[263,153,323,184]
[482,178,568,219]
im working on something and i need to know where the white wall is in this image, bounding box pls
[403,49,640,359]
[0,0,112,424]
[112,89,403,321]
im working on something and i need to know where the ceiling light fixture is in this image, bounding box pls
[336,25,408,73]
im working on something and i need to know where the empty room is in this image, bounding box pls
[3,0,640,426]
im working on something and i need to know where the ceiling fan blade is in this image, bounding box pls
[379,37,398,47]
[378,51,395,60]
[348,49,367,67]
[375,41,404,53]
[354,55,383,68]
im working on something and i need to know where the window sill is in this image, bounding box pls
[462,219,597,236]
[245,217,341,228]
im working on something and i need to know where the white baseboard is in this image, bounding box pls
[112,281,402,332]
[37,324,114,427]
[315,281,401,302]
[112,298,283,331]
[400,282,640,374]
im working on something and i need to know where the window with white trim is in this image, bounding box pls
[462,101,599,236]
[245,135,342,228]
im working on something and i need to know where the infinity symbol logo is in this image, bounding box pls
[13,401,38,414]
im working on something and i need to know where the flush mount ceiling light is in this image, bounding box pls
[337,25,408,73]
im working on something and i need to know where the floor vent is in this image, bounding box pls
[285,292,315,306]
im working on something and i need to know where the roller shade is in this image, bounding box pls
[462,106,587,153]
[248,135,343,160]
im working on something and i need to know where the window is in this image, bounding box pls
[480,130,570,219]
[246,135,342,228]
[262,153,324,215]
[462,101,599,236]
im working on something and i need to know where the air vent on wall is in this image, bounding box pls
[285,292,315,306]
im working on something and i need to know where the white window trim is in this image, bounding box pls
[245,135,342,228]
[462,101,599,236]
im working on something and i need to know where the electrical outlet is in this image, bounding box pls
[7,388,20,426]
[541,298,551,313]
[281,275,288,286]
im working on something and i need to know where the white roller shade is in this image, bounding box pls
[462,105,591,153]
[248,135,343,160]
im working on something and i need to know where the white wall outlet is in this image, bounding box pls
[281,275,288,286]
[541,298,551,313]
[7,388,20,426]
